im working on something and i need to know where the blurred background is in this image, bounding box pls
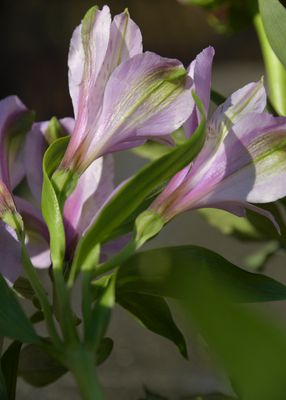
[1,0,282,399]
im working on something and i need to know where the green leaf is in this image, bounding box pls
[0,366,8,400]
[199,202,286,244]
[139,387,168,400]
[87,278,115,350]
[245,241,279,271]
[41,136,69,267]
[259,0,286,69]
[246,202,286,244]
[96,337,114,365]
[13,277,35,300]
[18,337,113,387]
[185,395,237,400]
[210,89,226,106]
[44,116,67,145]
[18,344,66,387]
[72,97,206,274]
[198,208,264,241]
[1,342,22,400]
[118,292,187,358]
[184,267,286,400]
[0,275,40,343]
[132,140,172,161]
[117,246,286,303]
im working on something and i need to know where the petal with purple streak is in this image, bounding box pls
[184,46,215,137]
[0,96,27,189]
[64,155,114,253]
[78,52,192,169]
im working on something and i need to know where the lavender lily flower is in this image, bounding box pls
[150,69,286,228]
[57,5,194,176]
[0,96,30,282]
[25,118,116,260]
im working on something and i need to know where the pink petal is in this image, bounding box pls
[184,46,215,137]
[68,6,111,119]
[0,96,27,189]
[82,52,193,167]
[0,222,22,284]
[64,155,114,253]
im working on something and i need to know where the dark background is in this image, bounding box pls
[1,0,277,398]
[1,0,261,120]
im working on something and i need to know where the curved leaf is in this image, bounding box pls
[0,275,39,343]
[118,292,187,358]
[259,0,286,69]
[41,137,69,267]
[117,246,286,302]
[18,337,112,387]
[184,269,286,400]
[1,342,22,400]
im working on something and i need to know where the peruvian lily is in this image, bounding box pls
[57,5,194,177]
[150,65,286,228]
[25,118,116,260]
[0,95,48,283]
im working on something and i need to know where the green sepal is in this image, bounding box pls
[135,210,164,247]
[44,116,67,145]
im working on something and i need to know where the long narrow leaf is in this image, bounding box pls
[0,275,39,343]
[72,96,206,274]
[259,0,286,68]
[117,246,286,303]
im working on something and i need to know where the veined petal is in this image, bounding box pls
[189,79,267,181]
[184,46,215,137]
[0,222,22,284]
[64,155,114,252]
[68,5,111,119]
[0,96,28,189]
[26,231,51,269]
[77,52,192,171]
[190,113,286,208]
[15,197,51,269]
[90,9,143,121]
[209,79,266,144]
[151,165,191,214]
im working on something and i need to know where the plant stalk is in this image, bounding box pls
[68,349,104,400]
[254,13,286,116]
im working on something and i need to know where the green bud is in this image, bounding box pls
[135,210,165,247]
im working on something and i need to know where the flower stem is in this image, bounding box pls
[254,13,286,116]
[94,240,137,279]
[68,349,104,400]
[20,239,62,348]
[52,266,79,346]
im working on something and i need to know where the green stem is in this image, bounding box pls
[52,267,79,346]
[68,349,104,400]
[20,240,62,348]
[82,270,94,341]
[82,245,100,342]
[254,13,286,116]
[93,240,137,279]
